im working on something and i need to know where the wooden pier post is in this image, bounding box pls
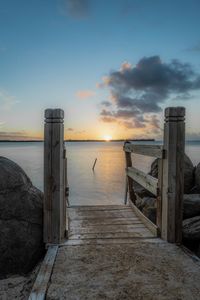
[161,107,185,243]
[124,141,136,204]
[44,109,67,244]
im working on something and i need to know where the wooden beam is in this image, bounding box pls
[124,143,136,203]
[128,198,158,237]
[28,245,58,300]
[156,158,163,235]
[127,166,158,196]
[44,109,66,244]
[161,107,185,244]
[124,144,164,158]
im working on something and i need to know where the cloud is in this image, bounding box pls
[186,43,200,52]
[101,101,112,107]
[0,121,5,127]
[76,89,95,99]
[99,56,200,134]
[67,127,74,131]
[186,132,200,140]
[59,0,90,19]
[76,130,86,134]
[0,89,20,110]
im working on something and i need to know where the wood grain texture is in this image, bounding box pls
[124,144,164,158]
[28,245,58,300]
[157,158,163,235]
[161,107,185,243]
[127,166,158,196]
[43,109,66,244]
[124,149,136,203]
[128,198,158,237]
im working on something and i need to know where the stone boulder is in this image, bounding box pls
[182,216,200,240]
[142,207,157,224]
[149,158,158,178]
[149,154,194,193]
[137,197,156,211]
[133,181,153,199]
[194,163,200,192]
[184,155,195,193]
[183,194,200,219]
[0,157,45,278]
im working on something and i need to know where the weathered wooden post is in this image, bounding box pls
[161,107,185,243]
[44,109,67,244]
[124,141,136,204]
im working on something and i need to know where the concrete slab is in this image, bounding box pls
[47,242,200,300]
[45,205,200,299]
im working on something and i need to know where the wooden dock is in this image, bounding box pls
[28,107,200,299]
[30,204,200,300]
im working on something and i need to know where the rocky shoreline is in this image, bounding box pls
[0,157,45,279]
[134,154,200,257]
[0,154,200,298]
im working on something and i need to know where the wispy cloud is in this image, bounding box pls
[101,101,112,107]
[76,89,95,99]
[0,121,5,127]
[59,0,90,19]
[186,42,200,52]
[98,56,200,134]
[0,89,20,110]
[186,132,200,140]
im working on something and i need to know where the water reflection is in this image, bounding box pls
[0,141,199,206]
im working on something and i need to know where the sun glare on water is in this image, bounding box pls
[103,135,112,141]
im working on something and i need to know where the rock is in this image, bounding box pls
[149,158,158,178]
[182,216,200,240]
[184,155,195,193]
[149,154,194,193]
[142,207,157,224]
[139,197,156,211]
[195,163,200,191]
[197,243,200,258]
[189,185,200,194]
[0,157,45,278]
[133,181,153,199]
[136,196,156,223]
[183,194,200,219]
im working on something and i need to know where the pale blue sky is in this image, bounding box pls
[0,0,200,140]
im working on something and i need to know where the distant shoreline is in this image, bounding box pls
[0,139,199,143]
[0,139,155,143]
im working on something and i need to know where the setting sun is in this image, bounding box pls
[103,135,112,141]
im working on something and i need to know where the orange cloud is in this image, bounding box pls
[120,61,132,71]
[76,90,95,99]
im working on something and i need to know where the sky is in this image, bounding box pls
[0,0,200,140]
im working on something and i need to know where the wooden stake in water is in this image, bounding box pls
[92,158,97,171]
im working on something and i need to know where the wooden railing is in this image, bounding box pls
[124,107,185,244]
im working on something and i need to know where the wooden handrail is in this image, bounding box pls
[124,143,164,158]
[126,167,158,196]
[123,106,185,244]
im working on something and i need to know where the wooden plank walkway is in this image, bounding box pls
[31,205,200,300]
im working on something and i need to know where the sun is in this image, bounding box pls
[103,135,112,141]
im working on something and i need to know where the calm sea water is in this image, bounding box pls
[0,141,199,205]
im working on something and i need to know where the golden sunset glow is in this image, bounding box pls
[103,135,112,141]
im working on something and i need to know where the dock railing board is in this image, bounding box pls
[44,109,68,245]
[124,106,185,244]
